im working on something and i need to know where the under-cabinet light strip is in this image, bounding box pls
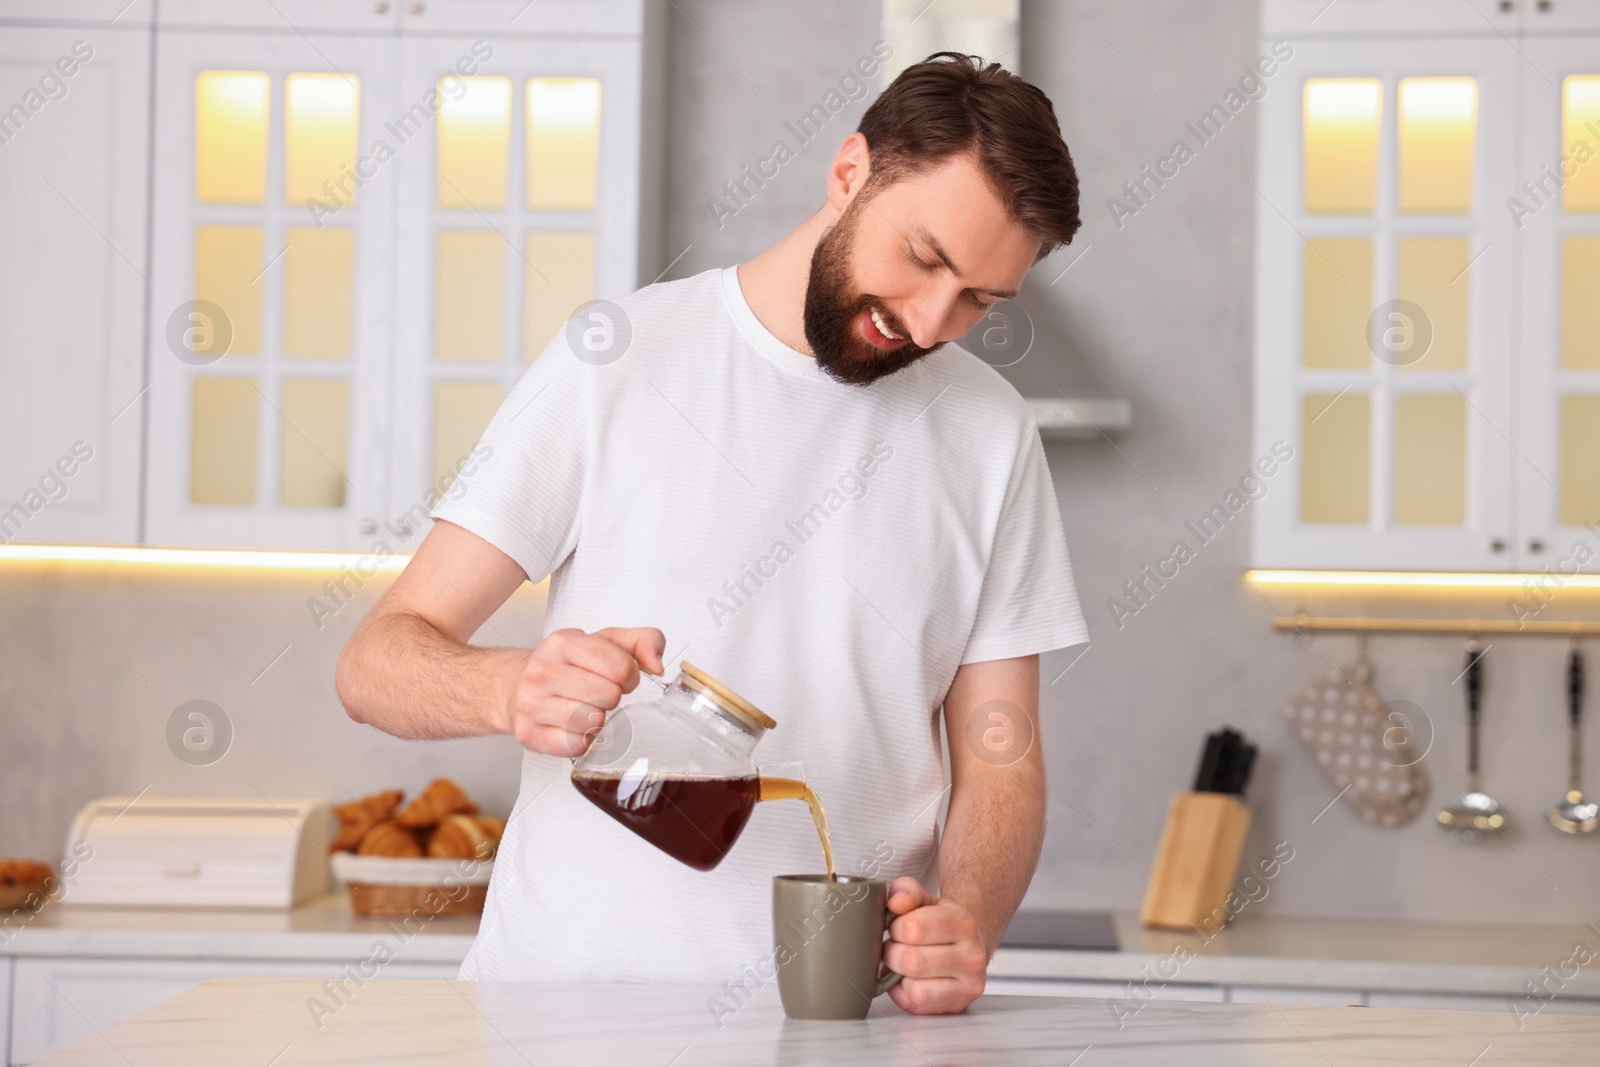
[1247,569,1600,591]
[0,543,411,571]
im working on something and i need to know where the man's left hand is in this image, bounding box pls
[881,876,987,1014]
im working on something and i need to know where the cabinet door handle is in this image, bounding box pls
[407,0,424,12]
[371,0,389,12]
[1489,537,1507,552]
[359,518,377,535]
[1538,0,1553,11]
[1528,538,1546,554]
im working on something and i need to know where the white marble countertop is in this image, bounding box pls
[33,977,1600,1066]
[0,892,475,962]
[7,896,1598,999]
[991,911,1600,998]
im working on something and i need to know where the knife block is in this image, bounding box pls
[1140,792,1252,932]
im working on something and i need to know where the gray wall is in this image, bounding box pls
[3,0,1597,928]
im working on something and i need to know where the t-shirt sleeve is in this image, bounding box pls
[960,424,1089,665]
[428,340,588,583]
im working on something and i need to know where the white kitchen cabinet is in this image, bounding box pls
[1367,989,1600,1017]
[9,956,457,1065]
[0,958,10,1065]
[1251,4,1600,572]
[0,1,152,23]
[1511,34,1600,569]
[387,28,655,531]
[1226,983,1364,1007]
[139,1,662,550]
[143,30,399,549]
[982,976,1226,1002]
[0,21,149,546]
[156,0,400,32]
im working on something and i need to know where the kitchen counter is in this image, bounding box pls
[7,896,1597,999]
[34,977,1600,1065]
[0,892,475,963]
[991,910,1600,999]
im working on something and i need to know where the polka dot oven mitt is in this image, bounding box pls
[1281,660,1429,828]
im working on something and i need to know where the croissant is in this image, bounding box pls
[355,820,424,857]
[426,814,494,860]
[0,858,54,885]
[396,778,477,829]
[476,817,505,854]
[331,789,404,852]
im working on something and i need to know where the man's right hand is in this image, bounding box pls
[505,626,666,757]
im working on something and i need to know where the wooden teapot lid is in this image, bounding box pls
[680,661,777,732]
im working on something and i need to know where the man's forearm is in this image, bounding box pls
[935,761,1047,956]
[336,610,521,740]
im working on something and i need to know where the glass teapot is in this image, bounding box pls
[570,661,831,874]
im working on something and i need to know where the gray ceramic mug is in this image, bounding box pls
[772,874,903,1020]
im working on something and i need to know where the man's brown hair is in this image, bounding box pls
[857,52,1080,257]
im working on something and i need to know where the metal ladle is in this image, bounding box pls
[1547,646,1598,834]
[1438,641,1507,842]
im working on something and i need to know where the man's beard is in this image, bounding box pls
[802,200,938,386]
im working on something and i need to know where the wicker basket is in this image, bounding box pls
[345,881,487,917]
[330,854,493,918]
[0,881,54,913]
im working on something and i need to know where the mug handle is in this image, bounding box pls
[877,904,904,996]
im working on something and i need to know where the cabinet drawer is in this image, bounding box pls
[1228,984,1365,1007]
[983,976,1225,1002]
[10,957,457,1065]
[1367,990,1600,1017]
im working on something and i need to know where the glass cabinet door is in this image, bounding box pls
[144,31,396,549]
[1252,39,1518,570]
[388,33,645,534]
[1514,38,1600,571]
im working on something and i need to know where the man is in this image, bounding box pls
[337,52,1086,1016]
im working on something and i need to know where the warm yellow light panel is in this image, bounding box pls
[527,78,602,211]
[433,382,502,491]
[285,73,360,206]
[283,228,354,358]
[0,543,415,571]
[1301,392,1370,524]
[279,379,349,508]
[1397,237,1469,370]
[1398,77,1476,214]
[1393,394,1466,525]
[435,231,506,363]
[1561,395,1600,526]
[1564,76,1600,213]
[524,231,595,361]
[195,225,264,356]
[1302,238,1372,368]
[1563,236,1600,369]
[196,71,269,204]
[437,77,512,209]
[191,377,259,505]
[1248,569,1600,591]
[1304,78,1381,214]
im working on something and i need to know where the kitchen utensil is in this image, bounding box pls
[1192,728,1258,798]
[1280,650,1429,828]
[772,875,901,1019]
[1438,642,1507,842]
[1547,646,1598,834]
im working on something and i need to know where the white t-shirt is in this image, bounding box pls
[434,266,1088,984]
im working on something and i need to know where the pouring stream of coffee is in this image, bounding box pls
[758,777,836,881]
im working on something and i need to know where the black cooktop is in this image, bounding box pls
[999,910,1119,952]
